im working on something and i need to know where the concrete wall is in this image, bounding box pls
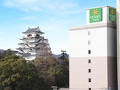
[70,27,108,57]
[117,0,120,89]
[70,25,117,90]
[107,27,118,90]
[70,27,108,90]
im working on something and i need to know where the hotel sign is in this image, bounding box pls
[89,8,102,23]
[109,8,116,22]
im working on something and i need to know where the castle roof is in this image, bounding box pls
[23,26,44,34]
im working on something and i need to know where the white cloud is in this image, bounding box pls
[4,0,42,12]
[4,0,80,14]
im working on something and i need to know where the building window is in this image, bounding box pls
[88,69,91,73]
[88,31,91,35]
[89,78,91,82]
[88,59,91,63]
[88,40,91,45]
[88,50,91,54]
[89,88,91,90]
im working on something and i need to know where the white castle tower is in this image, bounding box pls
[16,26,52,60]
[70,6,117,90]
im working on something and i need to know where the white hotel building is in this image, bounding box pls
[70,6,118,90]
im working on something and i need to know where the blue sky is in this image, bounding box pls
[0,0,116,54]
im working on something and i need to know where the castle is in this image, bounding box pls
[16,27,52,60]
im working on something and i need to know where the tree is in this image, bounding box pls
[34,56,57,87]
[0,49,20,61]
[58,50,69,65]
[0,49,48,90]
[56,50,69,88]
[34,51,69,88]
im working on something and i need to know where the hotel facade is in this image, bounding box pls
[70,6,118,90]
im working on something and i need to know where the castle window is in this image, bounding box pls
[36,34,39,37]
[27,34,32,37]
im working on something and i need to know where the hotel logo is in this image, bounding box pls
[89,8,102,23]
[109,8,116,22]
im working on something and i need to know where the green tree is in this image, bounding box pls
[0,49,20,61]
[34,51,69,88]
[50,62,69,88]
[56,50,69,88]
[34,56,57,87]
[0,49,48,90]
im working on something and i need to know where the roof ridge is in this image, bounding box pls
[23,26,44,34]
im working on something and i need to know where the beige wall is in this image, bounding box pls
[70,57,108,90]
[70,57,118,90]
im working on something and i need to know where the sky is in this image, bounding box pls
[0,0,116,54]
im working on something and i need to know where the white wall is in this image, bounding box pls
[70,27,108,58]
[70,30,88,57]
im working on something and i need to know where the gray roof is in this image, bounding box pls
[23,26,44,34]
[0,49,5,54]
